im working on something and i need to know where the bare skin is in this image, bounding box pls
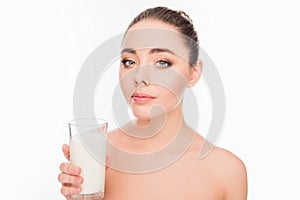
[59,107,247,200]
[59,130,247,200]
[105,130,247,200]
[58,18,247,199]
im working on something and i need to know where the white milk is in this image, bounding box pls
[70,135,105,194]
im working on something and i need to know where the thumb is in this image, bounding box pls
[62,144,70,161]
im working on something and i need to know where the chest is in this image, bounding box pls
[104,164,222,200]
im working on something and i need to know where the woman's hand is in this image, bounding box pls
[58,144,83,200]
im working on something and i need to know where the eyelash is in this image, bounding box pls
[155,60,172,68]
[121,59,136,68]
[120,59,172,68]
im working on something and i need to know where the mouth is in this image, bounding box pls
[131,92,156,104]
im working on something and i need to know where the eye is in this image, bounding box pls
[121,59,136,68]
[155,60,172,68]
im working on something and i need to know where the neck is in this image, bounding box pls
[120,103,193,152]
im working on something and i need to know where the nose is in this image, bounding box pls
[134,65,150,86]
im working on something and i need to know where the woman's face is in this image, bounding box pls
[119,19,200,121]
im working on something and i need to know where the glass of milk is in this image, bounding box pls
[68,118,107,200]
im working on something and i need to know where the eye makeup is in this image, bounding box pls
[120,58,173,69]
[121,58,136,68]
[154,59,173,68]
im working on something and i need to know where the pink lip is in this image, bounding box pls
[131,93,156,103]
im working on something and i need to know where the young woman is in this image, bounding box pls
[58,6,248,200]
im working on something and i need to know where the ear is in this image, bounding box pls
[187,60,203,87]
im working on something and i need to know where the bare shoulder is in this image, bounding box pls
[208,146,247,174]
[187,136,248,199]
[107,128,124,143]
[204,144,248,199]
[190,136,246,171]
[107,127,133,149]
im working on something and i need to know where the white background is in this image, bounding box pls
[0,0,299,199]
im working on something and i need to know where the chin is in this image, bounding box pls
[132,110,151,121]
[132,108,167,122]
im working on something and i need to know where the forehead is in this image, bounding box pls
[121,19,190,60]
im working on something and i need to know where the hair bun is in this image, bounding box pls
[178,10,193,24]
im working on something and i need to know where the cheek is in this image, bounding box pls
[119,68,135,101]
[157,87,179,109]
[156,81,183,110]
[149,68,188,100]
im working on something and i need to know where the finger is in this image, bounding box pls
[58,173,83,185]
[61,185,81,196]
[62,144,70,161]
[60,162,81,175]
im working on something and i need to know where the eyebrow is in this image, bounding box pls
[120,48,175,55]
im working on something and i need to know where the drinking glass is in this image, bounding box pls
[68,118,107,200]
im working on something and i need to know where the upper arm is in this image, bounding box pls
[221,150,248,200]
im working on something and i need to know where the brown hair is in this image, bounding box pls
[126,6,199,66]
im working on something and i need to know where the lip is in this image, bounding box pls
[131,92,156,103]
